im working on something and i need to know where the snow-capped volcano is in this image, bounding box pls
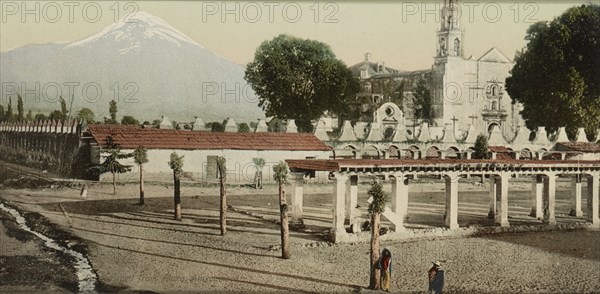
[66,11,203,52]
[1,11,263,122]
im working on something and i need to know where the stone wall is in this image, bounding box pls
[0,120,88,178]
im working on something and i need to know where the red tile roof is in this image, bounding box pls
[87,125,332,151]
[489,146,514,160]
[556,142,600,153]
[286,159,600,172]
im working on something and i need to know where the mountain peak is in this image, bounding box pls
[65,11,202,52]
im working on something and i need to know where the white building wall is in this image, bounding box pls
[101,148,332,183]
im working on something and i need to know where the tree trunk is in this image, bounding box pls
[369,212,381,290]
[258,171,262,189]
[254,171,259,189]
[112,170,116,195]
[219,172,227,236]
[139,164,145,205]
[174,172,181,220]
[279,182,291,259]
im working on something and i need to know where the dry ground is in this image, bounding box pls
[0,178,599,293]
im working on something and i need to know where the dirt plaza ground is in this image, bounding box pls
[1,177,599,293]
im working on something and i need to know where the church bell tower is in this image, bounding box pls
[436,0,464,60]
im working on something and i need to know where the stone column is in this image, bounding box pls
[495,173,510,227]
[488,176,497,219]
[391,173,409,230]
[543,174,557,224]
[569,175,583,217]
[291,173,304,221]
[530,175,544,219]
[415,150,422,160]
[587,173,600,226]
[332,173,348,238]
[345,175,360,232]
[444,173,459,229]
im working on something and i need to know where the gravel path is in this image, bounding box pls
[1,180,599,293]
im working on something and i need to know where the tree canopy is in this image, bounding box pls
[121,115,140,125]
[105,100,118,124]
[473,134,489,159]
[133,146,149,165]
[59,96,68,120]
[413,78,433,123]
[16,94,24,121]
[367,180,388,214]
[245,34,360,132]
[238,122,250,133]
[78,108,95,124]
[506,4,600,137]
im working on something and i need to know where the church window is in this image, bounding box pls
[454,38,460,55]
[385,106,395,117]
[491,100,498,111]
[439,37,446,56]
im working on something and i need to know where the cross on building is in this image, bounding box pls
[451,116,459,133]
[469,115,478,125]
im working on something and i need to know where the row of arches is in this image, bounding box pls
[333,144,551,160]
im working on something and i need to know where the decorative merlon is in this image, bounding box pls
[224,118,238,132]
[575,128,588,143]
[338,120,357,141]
[555,127,570,142]
[286,119,298,133]
[159,116,173,129]
[254,119,268,132]
[192,117,205,131]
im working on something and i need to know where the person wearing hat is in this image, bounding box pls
[378,248,393,291]
[428,261,444,294]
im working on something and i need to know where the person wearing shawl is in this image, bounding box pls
[428,260,444,294]
[378,248,393,291]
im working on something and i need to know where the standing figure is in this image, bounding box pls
[378,248,393,291]
[428,261,445,294]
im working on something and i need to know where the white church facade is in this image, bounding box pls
[431,0,523,136]
[346,0,523,140]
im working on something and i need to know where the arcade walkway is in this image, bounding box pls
[286,159,600,242]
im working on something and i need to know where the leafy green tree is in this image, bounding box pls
[245,34,360,132]
[121,115,140,125]
[88,136,132,195]
[48,110,63,121]
[17,94,24,121]
[273,161,291,259]
[413,78,433,123]
[34,113,48,121]
[506,4,600,137]
[133,146,149,205]
[238,122,250,133]
[0,105,5,122]
[207,121,225,132]
[59,96,68,120]
[104,100,118,124]
[473,134,489,159]
[26,110,33,121]
[368,180,388,290]
[6,97,14,122]
[217,157,227,236]
[77,108,95,124]
[249,121,258,131]
[168,152,184,220]
[252,157,265,189]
